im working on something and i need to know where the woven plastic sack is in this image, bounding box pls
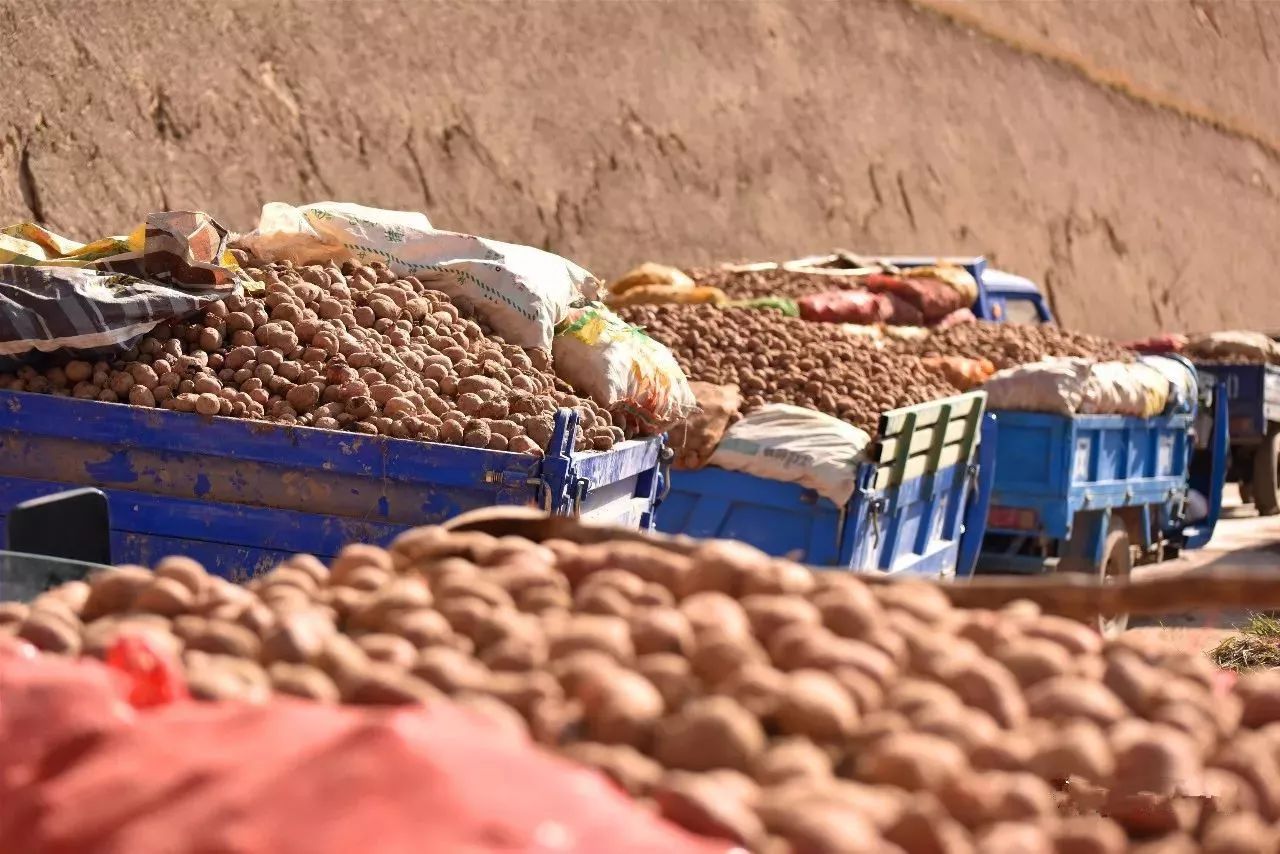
[709,403,871,505]
[0,654,724,854]
[1080,361,1168,418]
[906,264,980,305]
[983,358,1092,415]
[607,262,694,295]
[1184,331,1279,365]
[553,305,696,435]
[1123,333,1188,355]
[797,289,892,324]
[607,284,726,308]
[924,356,997,392]
[864,274,967,323]
[985,359,1169,417]
[935,307,976,330]
[240,202,602,349]
[1139,355,1197,414]
[0,212,248,367]
[668,381,742,470]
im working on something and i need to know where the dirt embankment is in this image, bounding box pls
[1,0,1277,339]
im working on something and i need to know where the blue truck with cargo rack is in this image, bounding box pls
[978,358,1230,630]
[775,252,1055,325]
[1192,358,1280,515]
[654,391,996,577]
[0,389,666,583]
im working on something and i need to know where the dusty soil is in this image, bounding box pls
[1,0,1278,339]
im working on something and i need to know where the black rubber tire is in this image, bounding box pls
[1097,519,1132,637]
[1240,479,1255,505]
[1253,431,1280,517]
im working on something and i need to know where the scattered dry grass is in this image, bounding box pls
[1209,613,1280,672]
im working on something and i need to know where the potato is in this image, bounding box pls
[753,800,880,854]
[1029,719,1115,786]
[628,606,695,657]
[715,662,788,720]
[411,646,490,695]
[355,633,418,669]
[741,594,821,643]
[267,662,341,703]
[873,580,952,623]
[678,592,751,639]
[1021,614,1102,657]
[995,637,1074,689]
[485,670,563,717]
[549,614,634,663]
[810,579,883,640]
[690,629,768,686]
[752,737,833,786]
[577,668,664,748]
[1051,817,1128,854]
[17,611,81,655]
[738,560,816,597]
[635,652,700,711]
[881,796,974,854]
[855,732,968,792]
[343,664,441,705]
[653,696,766,772]
[184,619,261,660]
[1025,677,1129,727]
[911,703,1001,756]
[560,742,664,797]
[1199,812,1280,854]
[83,566,153,619]
[260,609,335,665]
[775,669,858,743]
[1234,670,1280,730]
[678,539,772,599]
[934,656,1027,729]
[1110,721,1202,797]
[184,651,272,703]
[652,771,768,849]
[451,692,529,741]
[975,822,1051,854]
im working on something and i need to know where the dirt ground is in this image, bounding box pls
[1,1,1278,339]
[1125,486,1280,657]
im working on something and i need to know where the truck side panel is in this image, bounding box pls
[0,390,664,577]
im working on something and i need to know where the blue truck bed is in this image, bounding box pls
[1196,363,1280,444]
[0,390,665,579]
[981,386,1228,579]
[656,392,994,577]
[987,410,1194,541]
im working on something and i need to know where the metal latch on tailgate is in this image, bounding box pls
[866,496,888,548]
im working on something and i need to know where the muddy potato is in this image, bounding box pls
[267,662,341,703]
[560,742,664,797]
[653,696,766,773]
[652,771,768,850]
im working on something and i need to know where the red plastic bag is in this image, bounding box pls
[864,274,967,322]
[796,289,892,324]
[105,635,189,709]
[882,291,924,326]
[935,307,976,329]
[0,654,727,854]
[1123,333,1187,355]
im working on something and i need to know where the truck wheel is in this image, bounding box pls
[1059,515,1131,636]
[1097,520,1132,637]
[1240,479,1255,505]
[1253,432,1280,517]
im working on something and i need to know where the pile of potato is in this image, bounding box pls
[686,267,860,301]
[0,255,626,454]
[618,304,959,435]
[5,528,1276,852]
[907,322,1134,372]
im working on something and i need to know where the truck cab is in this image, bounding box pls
[977,268,1055,326]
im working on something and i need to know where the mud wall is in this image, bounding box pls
[1,0,1277,338]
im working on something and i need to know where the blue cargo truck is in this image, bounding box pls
[1192,358,1280,515]
[775,252,1054,325]
[0,389,666,581]
[979,368,1229,630]
[655,391,996,578]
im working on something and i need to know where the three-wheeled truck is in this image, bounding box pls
[655,391,996,578]
[1193,355,1280,515]
[0,389,667,580]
